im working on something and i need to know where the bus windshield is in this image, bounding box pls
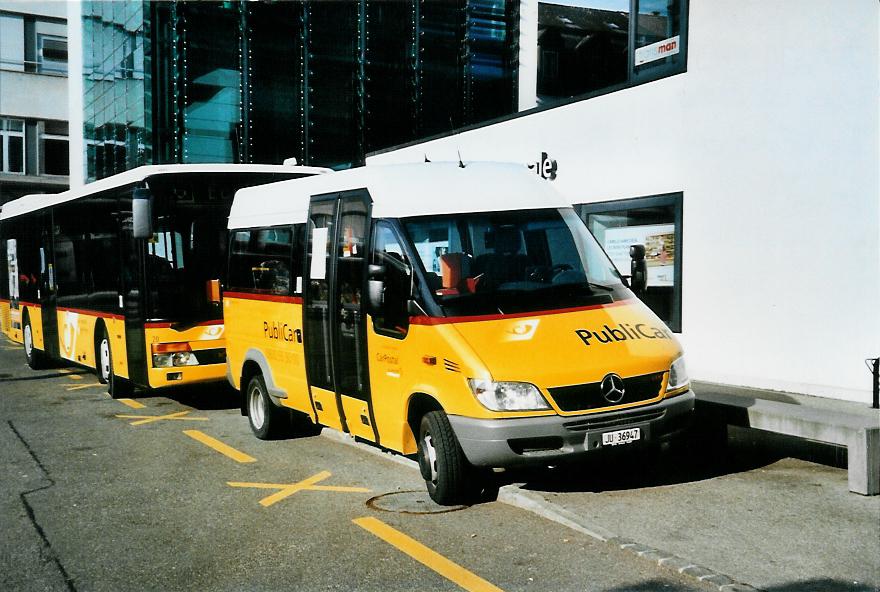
[403,208,631,317]
[143,173,299,323]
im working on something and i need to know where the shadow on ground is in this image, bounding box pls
[488,425,847,495]
[139,382,240,411]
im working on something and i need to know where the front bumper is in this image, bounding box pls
[448,390,695,467]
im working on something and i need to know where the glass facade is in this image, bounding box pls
[81,1,520,181]
[536,0,686,107]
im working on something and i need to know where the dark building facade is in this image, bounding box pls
[82,0,520,181]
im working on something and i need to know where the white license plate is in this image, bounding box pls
[601,427,641,447]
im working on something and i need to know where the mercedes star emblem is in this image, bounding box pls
[600,373,625,403]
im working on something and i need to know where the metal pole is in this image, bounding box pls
[872,358,879,409]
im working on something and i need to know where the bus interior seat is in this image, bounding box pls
[473,226,528,285]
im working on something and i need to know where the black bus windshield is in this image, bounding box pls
[143,172,300,323]
[403,208,631,317]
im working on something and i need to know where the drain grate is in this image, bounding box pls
[366,490,468,514]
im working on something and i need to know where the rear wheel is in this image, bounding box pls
[96,330,111,384]
[418,410,473,505]
[246,374,289,440]
[23,315,46,370]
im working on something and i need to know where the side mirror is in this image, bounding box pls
[132,188,153,239]
[367,264,385,310]
[629,243,647,296]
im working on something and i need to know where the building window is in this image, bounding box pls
[40,121,68,176]
[537,0,687,107]
[1,119,26,174]
[38,34,68,74]
[578,192,682,332]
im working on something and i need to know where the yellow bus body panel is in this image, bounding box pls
[224,295,311,412]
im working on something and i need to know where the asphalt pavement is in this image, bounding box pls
[2,335,878,592]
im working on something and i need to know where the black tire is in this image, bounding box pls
[245,374,289,440]
[96,328,111,384]
[417,410,474,505]
[23,314,47,370]
[106,336,133,399]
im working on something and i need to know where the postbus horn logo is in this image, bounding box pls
[600,373,625,404]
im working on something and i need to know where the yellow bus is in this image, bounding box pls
[0,164,327,397]
[224,162,693,504]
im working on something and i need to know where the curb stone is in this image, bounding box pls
[319,430,761,591]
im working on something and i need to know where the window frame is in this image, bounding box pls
[577,191,683,332]
[0,118,26,174]
[37,33,67,74]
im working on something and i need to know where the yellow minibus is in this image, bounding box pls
[224,162,693,504]
[1,164,327,397]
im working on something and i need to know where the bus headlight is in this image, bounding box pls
[667,355,689,392]
[171,351,199,367]
[467,379,550,411]
[152,354,173,368]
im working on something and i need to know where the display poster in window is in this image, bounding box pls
[7,239,18,299]
[309,227,328,280]
[603,224,675,287]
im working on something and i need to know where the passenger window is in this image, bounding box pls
[370,222,411,338]
[228,227,294,295]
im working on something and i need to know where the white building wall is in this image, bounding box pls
[368,0,880,404]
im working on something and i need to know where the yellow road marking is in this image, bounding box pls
[118,398,145,409]
[228,471,370,507]
[66,383,104,391]
[353,517,504,592]
[115,410,209,426]
[2,346,19,351]
[68,374,83,380]
[184,430,256,463]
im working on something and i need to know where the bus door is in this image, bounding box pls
[303,191,377,442]
[39,218,59,358]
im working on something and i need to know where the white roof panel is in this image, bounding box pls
[0,163,331,221]
[228,162,570,229]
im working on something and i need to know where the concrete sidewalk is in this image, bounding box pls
[496,385,880,592]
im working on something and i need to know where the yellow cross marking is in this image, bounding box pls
[118,398,146,409]
[228,471,370,507]
[115,410,208,426]
[66,383,104,391]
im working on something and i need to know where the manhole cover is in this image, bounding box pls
[366,490,468,514]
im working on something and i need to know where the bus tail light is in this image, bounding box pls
[151,343,199,368]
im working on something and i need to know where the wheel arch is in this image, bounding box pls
[404,392,444,454]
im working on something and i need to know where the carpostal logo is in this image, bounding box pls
[576,322,672,346]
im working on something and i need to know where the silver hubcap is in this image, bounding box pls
[248,383,266,430]
[24,325,33,357]
[100,338,111,381]
[422,433,438,483]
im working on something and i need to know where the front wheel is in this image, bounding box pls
[104,332,133,399]
[418,410,474,505]
[246,374,289,440]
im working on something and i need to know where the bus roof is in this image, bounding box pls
[0,163,331,221]
[228,162,571,229]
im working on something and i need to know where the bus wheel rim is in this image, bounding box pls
[100,339,111,381]
[249,384,265,429]
[24,325,32,356]
[422,433,438,484]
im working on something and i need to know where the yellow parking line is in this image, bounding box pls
[228,471,370,507]
[353,517,503,592]
[115,410,208,426]
[66,383,104,391]
[184,430,256,464]
[118,398,145,409]
[68,374,83,381]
